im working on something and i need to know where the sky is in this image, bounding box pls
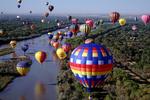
[0,0,150,15]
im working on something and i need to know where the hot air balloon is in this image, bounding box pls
[134,17,138,21]
[59,35,64,41]
[29,10,32,14]
[132,25,137,31]
[79,24,91,35]
[55,19,59,23]
[30,24,36,30]
[57,22,61,27]
[16,61,31,76]
[86,19,94,28]
[119,18,126,26]
[69,43,113,92]
[47,32,53,39]
[69,24,79,36]
[16,16,21,20]
[17,4,21,8]
[21,44,29,54]
[67,15,72,21]
[85,38,94,44]
[44,12,49,17]
[110,12,120,24]
[1,12,3,15]
[48,5,54,12]
[41,19,45,23]
[141,15,150,25]
[52,41,59,49]
[45,2,49,6]
[35,51,47,64]
[10,40,17,48]
[53,34,59,41]
[62,43,72,53]
[67,31,73,38]
[71,18,78,24]
[100,19,104,24]
[17,0,22,4]
[56,48,67,60]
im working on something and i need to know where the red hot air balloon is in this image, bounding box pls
[86,19,94,28]
[69,43,113,92]
[52,41,59,49]
[141,15,150,25]
[62,43,72,53]
[71,18,78,24]
[35,51,47,64]
[110,12,120,24]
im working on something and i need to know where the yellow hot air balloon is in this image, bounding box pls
[119,18,126,26]
[35,51,47,64]
[56,48,67,60]
[10,40,17,48]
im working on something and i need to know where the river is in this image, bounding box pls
[0,29,68,100]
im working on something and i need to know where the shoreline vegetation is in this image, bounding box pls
[57,22,150,100]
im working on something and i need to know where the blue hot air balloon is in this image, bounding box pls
[70,43,113,92]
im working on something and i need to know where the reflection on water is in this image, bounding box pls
[0,34,61,100]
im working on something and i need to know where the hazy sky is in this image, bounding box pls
[0,0,150,15]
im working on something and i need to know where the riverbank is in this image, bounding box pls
[0,24,69,45]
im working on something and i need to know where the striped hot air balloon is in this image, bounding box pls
[69,43,113,92]
[109,12,120,24]
[79,24,91,35]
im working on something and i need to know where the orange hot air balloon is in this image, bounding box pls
[110,12,120,24]
[35,51,47,64]
[52,41,59,49]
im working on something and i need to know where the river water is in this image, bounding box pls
[0,29,67,100]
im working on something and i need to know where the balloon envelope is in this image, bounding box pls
[35,51,47,64]
[70,43,113,92]
[86,19,94,28]
[56,48,67,60]
[79,24,91,34]
[21,44,29,52]
[110,12,120,24]
[10,40,17,48]
[69,24,79,35]
[141,15,150,25]
[62,43,72,53]
[16,61,31,76]
[119,18,126,26]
